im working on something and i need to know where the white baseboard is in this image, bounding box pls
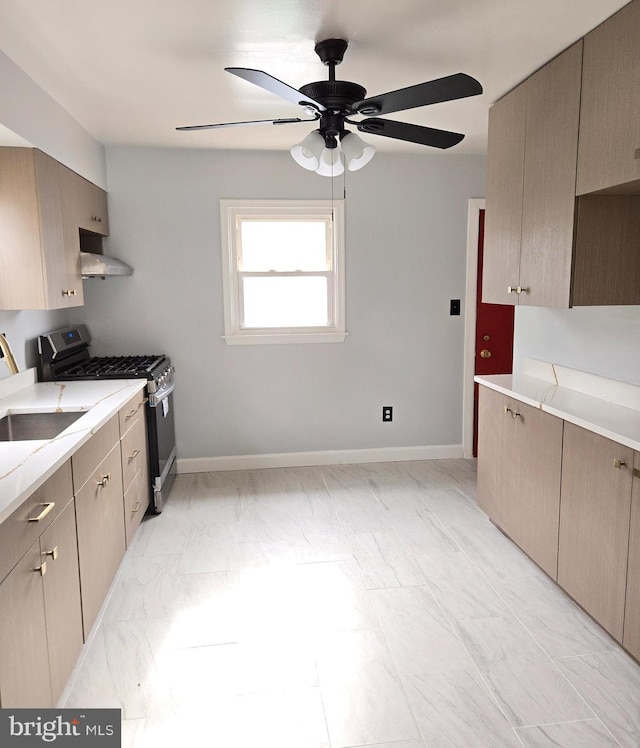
[177,444,464,473]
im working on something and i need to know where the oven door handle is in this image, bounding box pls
[148,382,175,407]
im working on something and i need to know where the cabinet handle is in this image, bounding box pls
[91,215,102,223]
[28,502,56,522]
[613,458,627,469]
[507,286,516,294]
[507,285,528,295]
[97,473,111,488]
[128,449,140,461]
[132,500,143,513]
[44,546,59,561]
[503,406,521,419]
[62,289,77,297]
[35,561,47,577]
[125,408,138,420]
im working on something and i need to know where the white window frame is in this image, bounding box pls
[220,199,346,345]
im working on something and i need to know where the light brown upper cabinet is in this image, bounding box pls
[59,162,109,237]
[0,148,69,310]
[484,43,582,307]
[577,0,640,195]
[0,147,109,311]
[484,25,640,309]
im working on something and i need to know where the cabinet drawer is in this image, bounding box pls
[119,389,146,436]
[124,469,150,547]
[121,414,147,494]
[0,461,72,584]
[71,415,119,493]
[75,444,125,636]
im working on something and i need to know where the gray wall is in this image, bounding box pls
[70,147,486,459]
[513,305,640,383]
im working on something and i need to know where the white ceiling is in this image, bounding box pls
[0,0,631,155]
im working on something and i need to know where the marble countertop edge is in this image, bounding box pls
[0,374,147,524]
[475,373,640,452]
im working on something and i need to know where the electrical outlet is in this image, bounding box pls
[382,406,393,422]
[450,299,461,315]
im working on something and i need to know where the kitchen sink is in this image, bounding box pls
[0,411,84,441]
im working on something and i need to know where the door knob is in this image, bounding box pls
[480,349,492,358]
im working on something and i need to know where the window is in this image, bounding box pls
[220,199,346,344]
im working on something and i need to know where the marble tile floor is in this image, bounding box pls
[60,459,640,747]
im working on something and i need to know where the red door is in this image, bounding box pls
[473,209,515,456]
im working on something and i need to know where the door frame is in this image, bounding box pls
[462,198,485,458]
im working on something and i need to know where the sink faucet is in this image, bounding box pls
[0,333,19,375]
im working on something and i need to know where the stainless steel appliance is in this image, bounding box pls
[37,324,176,512]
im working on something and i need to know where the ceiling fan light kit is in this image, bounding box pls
[177,37,483,177]
[290,129,375,174]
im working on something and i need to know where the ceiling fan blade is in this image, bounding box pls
[353,73,482,116]
[357,118,465,148]
[225,68,326,111]
[176,117,317,131]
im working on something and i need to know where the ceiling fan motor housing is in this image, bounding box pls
[299,80,367,113]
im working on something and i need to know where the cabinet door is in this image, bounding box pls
[0,541,52,707]
[477,386,515,528]
[558,423,633,641]
[501,396,563,578]
[84,179,109,236]
[477,386,563,578]
[623,452,640,659]
[483,84,527,305]
[0,148,66,311]
[577,0,640,195]
[40,500,83,703]
[75,444,125,636]
[33,149,68,309]
[58,164,85,307]
[519,42,581,308]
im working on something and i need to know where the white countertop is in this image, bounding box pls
[475,363,640,452]
[0,370,146,524]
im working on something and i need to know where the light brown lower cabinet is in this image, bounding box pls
[0,495,82,708]
[0,393,150,707]
[119,391,150,546]
[477,385,563,578]
[471,386,640,657]
[75,442,126,636]
[558,423,633,642]
[623,452,640,659]
[0,539,52,707]
[40,500,84,701]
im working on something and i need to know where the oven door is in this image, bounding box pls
[147,382,176,513]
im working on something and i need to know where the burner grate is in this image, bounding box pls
[62,355,166,379]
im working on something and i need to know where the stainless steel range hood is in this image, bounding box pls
[80,251,133,279]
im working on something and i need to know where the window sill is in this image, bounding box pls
[223,331,347,345]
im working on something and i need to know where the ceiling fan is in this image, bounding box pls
[177,38,483,175]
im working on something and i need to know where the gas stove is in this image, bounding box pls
[37,324,176,512]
